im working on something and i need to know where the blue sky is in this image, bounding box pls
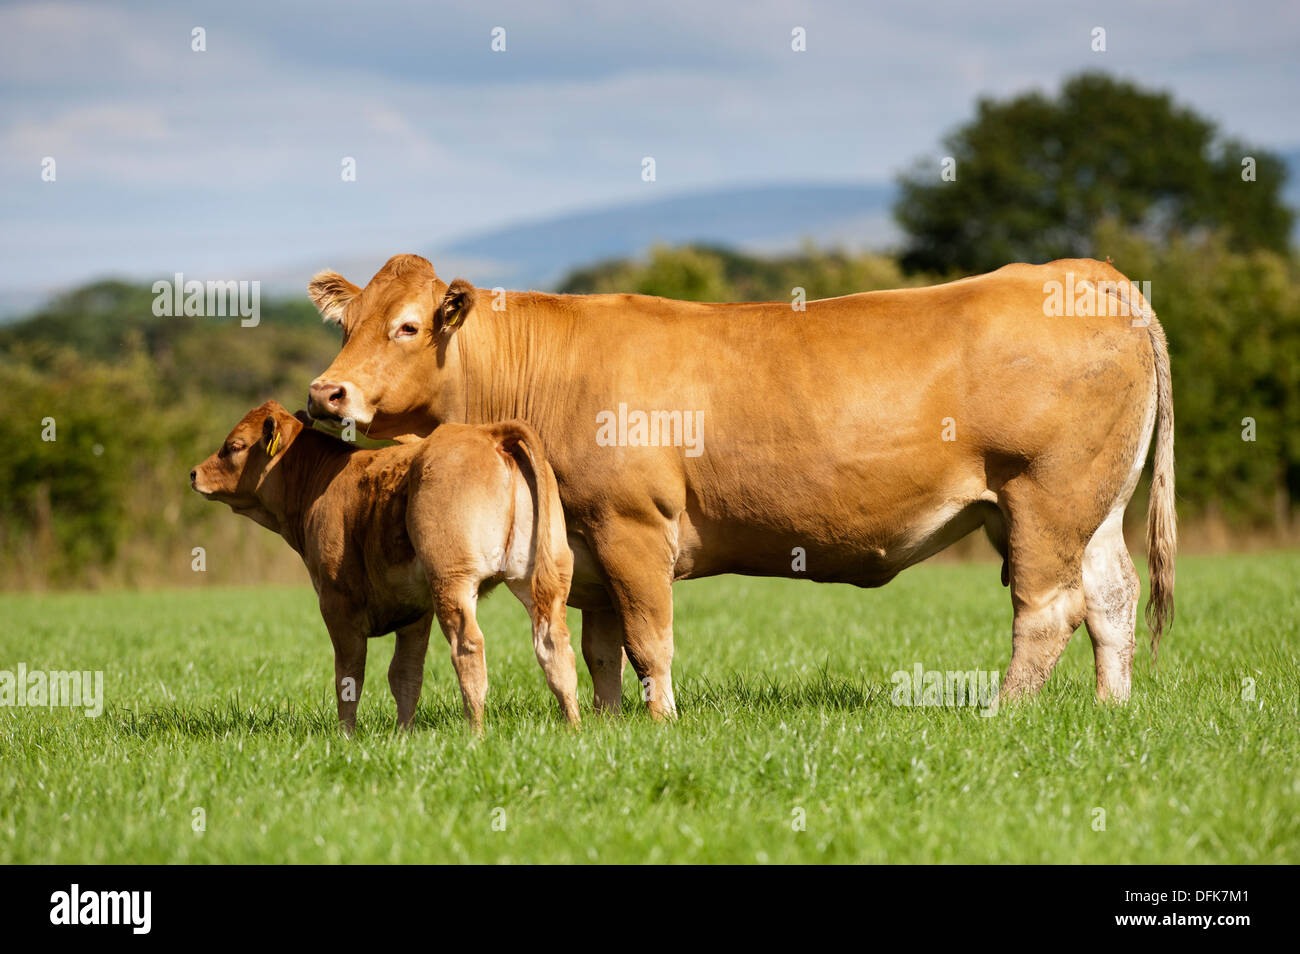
[1,0,1297,300]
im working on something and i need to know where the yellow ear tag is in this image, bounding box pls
[267,432,282,457]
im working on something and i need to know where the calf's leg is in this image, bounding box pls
[508,581,580,725]
[433,581,489,732]
[326,621,368,734]
[389,615,432,728]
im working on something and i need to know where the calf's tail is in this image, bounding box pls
[492,420,566,624]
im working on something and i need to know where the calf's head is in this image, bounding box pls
[306,253,475,439]
[190,401,305,532]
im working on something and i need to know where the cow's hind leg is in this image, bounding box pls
[982,503,1010,586]
[1000,498,1089,700]
[1082,513,1140,702]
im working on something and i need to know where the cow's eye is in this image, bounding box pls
[395,322,420,340]
[228,440,246,453]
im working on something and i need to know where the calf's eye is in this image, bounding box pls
[395,323,420,339]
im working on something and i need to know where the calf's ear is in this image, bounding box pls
[308,270,361,326]
[262,414,283,457]
[436,278,475,335]
[262,406,304,459]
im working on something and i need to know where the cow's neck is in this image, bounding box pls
[453,297,575,439]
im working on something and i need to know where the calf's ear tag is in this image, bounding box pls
[267,432,282,457]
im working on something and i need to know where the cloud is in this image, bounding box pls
[0,0,1296,295]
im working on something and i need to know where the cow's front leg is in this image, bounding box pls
[327,621,368,735]
[589,521,678,720]
[580,607,627,714]
[389,615,432,728]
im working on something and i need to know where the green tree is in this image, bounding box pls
[0,281,344,586]
[1097,222,1300,531]
[1,345,157,579]
[896,73,1294,274]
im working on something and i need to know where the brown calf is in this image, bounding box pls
[190,400,578,731]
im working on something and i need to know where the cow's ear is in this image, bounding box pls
[436,279,475,335]
[308,270,361,326]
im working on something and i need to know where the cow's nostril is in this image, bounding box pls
[308,379,347,414]
[189,470,197,482]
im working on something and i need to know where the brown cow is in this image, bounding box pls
[190,400,579,731]
[305,255,1175,718]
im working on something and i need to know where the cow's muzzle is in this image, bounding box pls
[307,379,348,421]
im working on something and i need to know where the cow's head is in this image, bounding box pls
[190,400,306,532]
[306,254,475,439]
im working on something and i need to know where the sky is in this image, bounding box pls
[1,0,1298,302]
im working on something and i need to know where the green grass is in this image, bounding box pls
[1,553,1297,863]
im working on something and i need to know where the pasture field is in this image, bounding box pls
[1,552,1297,864]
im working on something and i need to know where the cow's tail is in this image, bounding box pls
[494,420,566,624]
[1144,316,1176,659]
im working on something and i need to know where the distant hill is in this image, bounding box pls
[432,182,897,290]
